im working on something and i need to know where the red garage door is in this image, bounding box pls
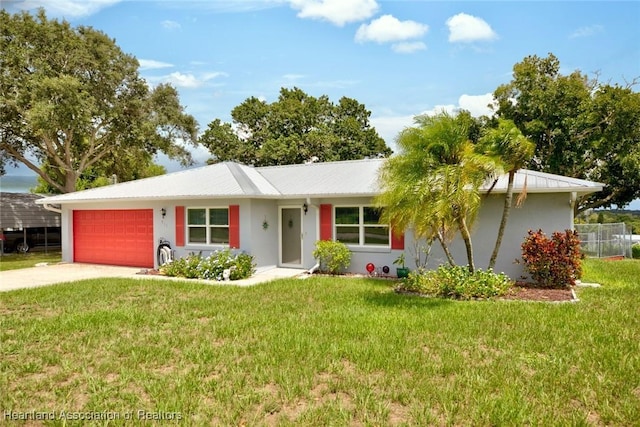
[73,210,154,268]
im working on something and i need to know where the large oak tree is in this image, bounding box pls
[0,10,198,193]
[493,53,640,214]
[199,87,391,166]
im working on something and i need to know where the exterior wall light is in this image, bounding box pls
[161,208,167,218]
[303,203,308,215]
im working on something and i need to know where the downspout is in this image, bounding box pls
[569,192,577,227]
[307,262,320,275]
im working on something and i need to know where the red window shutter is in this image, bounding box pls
[391,227,405,250]
[229,205,240,249]
[175,206,185,247]
[319,204,333,241]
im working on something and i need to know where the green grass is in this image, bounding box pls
[0,250,62,271]
[1,259,639,425]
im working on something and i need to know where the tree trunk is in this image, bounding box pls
[488,170,515,270]
[435,231,456,266]
[457,216,475,273]
[64,170,78,193]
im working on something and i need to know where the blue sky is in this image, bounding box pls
[3,1,640,206]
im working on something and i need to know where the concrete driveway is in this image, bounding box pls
[0,263,142,292]
[0,263,304,292]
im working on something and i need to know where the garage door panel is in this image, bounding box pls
[73,209,154,268]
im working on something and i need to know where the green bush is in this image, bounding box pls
[161,253,202,279]
[312,240,351,274]
[160,250,255,281]
[632,243,640,259]
[399,265,513,300]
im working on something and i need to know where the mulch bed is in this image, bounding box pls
[501,283,575,302]
[395,282,577,302]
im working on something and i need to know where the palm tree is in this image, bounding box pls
[479,119,535,269]
[376,111,499,273]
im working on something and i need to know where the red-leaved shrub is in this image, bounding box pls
[520,229,583,288]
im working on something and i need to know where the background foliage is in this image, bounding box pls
[494,53,640,214]
[0,10,198,193]
[199,87,391,166]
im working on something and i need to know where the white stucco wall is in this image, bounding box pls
[403,192,574,279]
[304,193,574,278]
[57,191,576,279]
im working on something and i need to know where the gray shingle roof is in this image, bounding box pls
[1,193,61,228]
[36,159,604,205]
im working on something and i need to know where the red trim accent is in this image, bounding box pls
[391,227,405,250]
[229,205,240,249]
[175,206,185,247]
[319,204,333,241]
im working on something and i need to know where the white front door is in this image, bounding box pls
[280,207,303,267]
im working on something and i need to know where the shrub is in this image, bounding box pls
[632,243,640,259]
[161,252,202,279]
[520,229,583,288]
[400,265,512,300]
[231,252,255,280]
[160,250,255,281]
[312,240,351,274]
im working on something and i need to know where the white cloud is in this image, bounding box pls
[161,20,181,30]
[458,93,495,117]
[146,71,228,89]
[570,24,604,39]
[355,14,428,43]
[417,104,458,117]
[165,72,202,89]
[370,114,415,151]
[5,0,122,18]
[392,41,426,54]
[371,93,496,151]
[289,0,379,26]
[202,72,228,81]
[138,59,174,70]
[446,13,498,43]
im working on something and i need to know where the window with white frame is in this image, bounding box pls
[335,206,389,246]
[187,207,229,245]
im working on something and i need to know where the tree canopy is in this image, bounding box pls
[493,53,640,213]
[199,87,392,166]
[0,10,198,193]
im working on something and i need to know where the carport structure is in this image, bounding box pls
[0,192,61,253]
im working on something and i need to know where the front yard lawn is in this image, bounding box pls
[0,259,638,425]
[0,250,62,272]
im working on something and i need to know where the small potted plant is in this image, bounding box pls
[393,253,410,278]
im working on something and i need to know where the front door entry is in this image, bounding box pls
[280,207,302,267]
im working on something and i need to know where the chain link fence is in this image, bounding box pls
[575,223,632,258]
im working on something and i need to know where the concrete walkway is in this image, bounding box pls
[0,263,305,292]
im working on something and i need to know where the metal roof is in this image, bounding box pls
[36,159,604,205]
[259,158,383,197]
[484,169,605,194]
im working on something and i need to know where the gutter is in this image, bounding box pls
[42,203,62,214]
